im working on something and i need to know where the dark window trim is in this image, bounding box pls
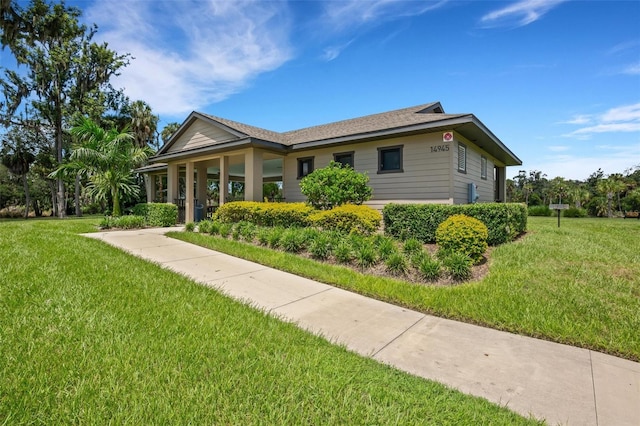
[457,142,467,174]
[480,155,487,180]
[297,156,314,179]
[377,145,404,174]
[333,151,355,168]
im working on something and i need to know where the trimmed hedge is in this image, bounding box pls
[436,214,488,264]
[215,201,314,227]
[383,203,527,245]
[133,203,178,227]
[309,204,381,234]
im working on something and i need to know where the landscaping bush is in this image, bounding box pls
[197,220,213,234]
[309,233,332,260]
[334,240,353,264]
[528,205,552,217]
[300,161,372,210]
[442,252,472,281]
[436,214,488,265]
[402,238,423,256]
[385,252,408,275]
[563,207,587,218]
[109,215,146,229]
[280,228,307,253]
[374,235,398,261]
[309,204,381,234]
[383,203,526,245]
[133,203,178,227]
[354,241,377,268]
[184,222,196,232]
[418,256,442,281]
[215,201,313,227]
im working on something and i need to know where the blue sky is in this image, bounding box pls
[5,0,640,180]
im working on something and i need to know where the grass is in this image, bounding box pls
[173,216,640,361]
[0,218,537,424]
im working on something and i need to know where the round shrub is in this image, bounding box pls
[309,204,381,235]
[402,238,423,256]
[300,161,372,210]
[435,214,488,265]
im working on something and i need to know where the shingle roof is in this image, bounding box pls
[198,102,465,146]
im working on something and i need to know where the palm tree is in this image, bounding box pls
[597,177,626,218]
[160,122,181,146]
[51,118,151,216]
[128,100,159,150]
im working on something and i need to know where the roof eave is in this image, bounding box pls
[150,138,287,163]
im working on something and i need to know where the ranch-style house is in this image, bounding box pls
[138,102,522,222]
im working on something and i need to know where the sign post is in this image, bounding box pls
[549,204,569,227]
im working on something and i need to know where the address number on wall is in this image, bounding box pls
[430,145,450,153]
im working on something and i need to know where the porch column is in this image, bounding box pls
[185,161,195,222]
[219,155,229,206]
[145,174,153,203]
[495,166,506,202]
[196,164,208,206]
[167,163,179,204]
[244,149,263,202]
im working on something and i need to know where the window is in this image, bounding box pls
[297,157,314,179]
[377,145,403,173]
[481,156,487,180]
[333,151,354,168]
[457,143,467,173]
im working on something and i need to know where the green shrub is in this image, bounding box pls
[209,221,221,236]
[184,222,196,232]
[410,249,429,268]
[334,240,353,264]
[280,228,307,253]
[443,252,472,281]
[309,204,381,234]
[354,241,377,269]
[309,233,332,260]
[231,226,242,240]
[218,223,233,238]
[563,207,587,218]
[109,215,146,229]
[197,220,213,234]
[133,203,178,227]
[435,214,488,265]
[215,201,313,227]
[383,203,526,245]
[237,221,257,241]
[257,228,270,246]
[99,216,111,229]
[267,226,285,248]
[374,235,398,261]
[419,256,442,281]
[402,238,423,256]
[300,161,372,210]
[385,252,408,275]
[528,205,552,217]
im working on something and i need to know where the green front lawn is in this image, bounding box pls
[174,216,640,361]
[0,219,537,424]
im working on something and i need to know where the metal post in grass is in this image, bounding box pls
[549,203,569,227]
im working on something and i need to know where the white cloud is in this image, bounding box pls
[622,63,640,75]
[526,143,640,180]
[321,0,449,31]
[322,40,354,61]
[561,114,592,125]
[563,103,640,139]
[480,0,567,29]
[85,0,292,118]
[548,145,570,152]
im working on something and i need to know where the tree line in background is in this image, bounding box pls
[507,167,640,218]
[0,0,180,218]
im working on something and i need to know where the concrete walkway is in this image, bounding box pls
[84,227,640,426]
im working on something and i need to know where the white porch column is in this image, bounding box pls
[196,164,208,206]
[219,156,229,206]
[244,149,263,202]
[145,174,153,203]
[185,161,195,222]
[167,163,179,204]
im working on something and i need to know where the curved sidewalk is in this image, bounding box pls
[84,227,640,426]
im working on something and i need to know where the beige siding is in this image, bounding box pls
[284,133,454,205]
[452,135,497,204]
[167,120,238,154]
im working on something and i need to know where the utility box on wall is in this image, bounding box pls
[468,182,479,203]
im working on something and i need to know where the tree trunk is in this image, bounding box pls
[75,174,82,217]
[55,98,66,218]
[112,185,121,216]
[22,174,30,219]
[49,180,58,217]
[33,199,41,217]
